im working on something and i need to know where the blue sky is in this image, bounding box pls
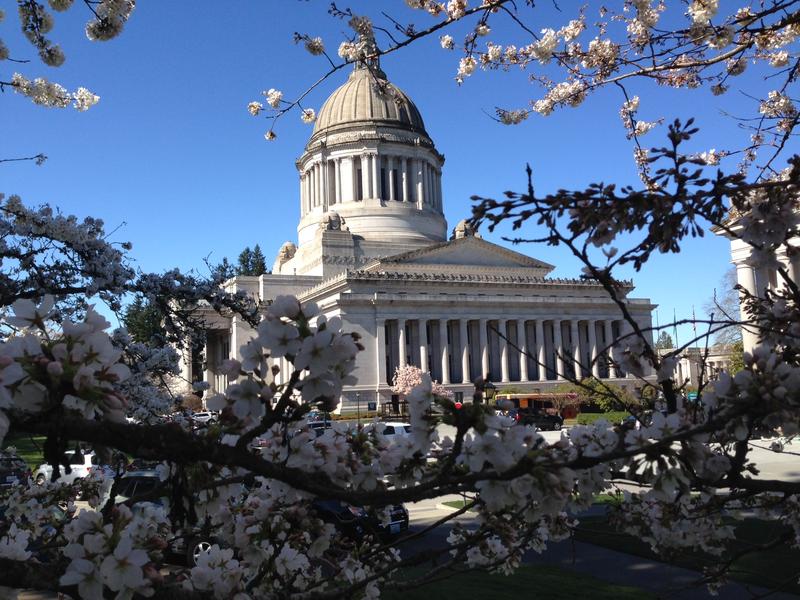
[3,1,794,345]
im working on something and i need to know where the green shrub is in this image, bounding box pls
[576,411,630,426]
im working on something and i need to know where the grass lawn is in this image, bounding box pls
[2,432,46,469]
[574,515,800,595]
[381,564,654,599]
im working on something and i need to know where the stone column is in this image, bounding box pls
[388,156,396,201]
[604,320,617,378]
[419,319,429,373]
[433,169,441,209]
[203,335,214,393]
[479,318,489,377]
[439,319,450,385]
[341,157,353,203]
[371,153,379,200]
[416,160,424,208]
[305,171,312,212]
[499,319,510,383]
[307,168,313,208]
[401,158,410,202]
[553,320,565,380]
[736,263,759,353]
[334,158,342,205]
[588,320,600,378]
[315,162,322,207]
[359,156,368,201]
[535,319,546,381]
[788,248,800,286]
[570,320,581,379]
[460,319,470,384]
[398,318,407,367]
[376,319,387,386]
[517,319,529,382]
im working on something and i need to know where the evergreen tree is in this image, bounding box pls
[654,331,675,350]
[250,244,268,276]
[122,297,165,345]
[237,247,253,275]
[212,256,235,280]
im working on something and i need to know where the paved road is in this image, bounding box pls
[404,495,798,599]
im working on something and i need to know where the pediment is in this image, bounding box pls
[366,236,554,275]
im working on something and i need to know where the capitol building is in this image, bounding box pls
[188,55,656,411]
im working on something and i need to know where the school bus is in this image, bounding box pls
[494,392,582,419]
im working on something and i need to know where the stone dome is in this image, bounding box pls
[312,64,427,137]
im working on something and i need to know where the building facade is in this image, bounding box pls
[184,56,656,412]
[716,211,800,354]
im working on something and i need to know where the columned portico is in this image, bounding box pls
[372,315,647,396]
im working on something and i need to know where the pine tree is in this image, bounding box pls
[237,247,253,276]
[250,244,268,276]
[122,297,165,345]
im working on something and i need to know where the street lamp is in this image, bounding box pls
[484,380,497,405]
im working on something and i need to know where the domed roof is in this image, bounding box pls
[312,64,427,136]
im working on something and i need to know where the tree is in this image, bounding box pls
[236,246,253,275]
[233,245,269,276]
[727,340,745,375]
[2,2,800,599]
[703,267,743,346]
[250,244,268,276]
[392,364,453,400]
[654,331,675,350]
[555,378,639,413]
[121,297,165,346]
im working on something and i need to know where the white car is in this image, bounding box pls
[368,422,412,444]
[189,411,218,425]
[34,450,111,485]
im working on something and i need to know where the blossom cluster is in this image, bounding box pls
[11,73,99,111]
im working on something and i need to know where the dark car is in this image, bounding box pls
[114,470,229,567]
[0,453,30,488]
[514,409,564,431]
[313,500,409,540]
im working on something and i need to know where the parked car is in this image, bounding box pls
[114,469,227,566]
[513,409,564,431]
[313,500,409,540]
[188,411,218,426]
[33,449,112,485]
[0,453,30,488]
[365,422,412,444]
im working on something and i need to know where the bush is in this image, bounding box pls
[576,411,631,426]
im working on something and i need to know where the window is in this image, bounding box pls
[68,452,84,465]
[454,391,464,402]
[356,168,363,200]
[383,425,395,434]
